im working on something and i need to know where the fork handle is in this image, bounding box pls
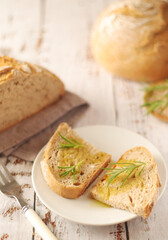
[25,208,57,240]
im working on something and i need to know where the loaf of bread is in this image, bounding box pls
[143,80,168,122]
[41,122,111,199]
[91,0,168,82]
[90,147,161,218]
[0,56,65,132]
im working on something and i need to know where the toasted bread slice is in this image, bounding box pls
[144,80,168,122]
[41,122,111,199]
[90,147,161,218]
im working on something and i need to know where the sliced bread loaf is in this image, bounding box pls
[41,122,111,199]
[90,147,161,218]
[0,56,64,132]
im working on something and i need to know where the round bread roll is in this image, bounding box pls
[91,0,168,82]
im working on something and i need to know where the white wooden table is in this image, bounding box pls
[0,1,168,239]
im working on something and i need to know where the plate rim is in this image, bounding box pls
[32,124,167,226]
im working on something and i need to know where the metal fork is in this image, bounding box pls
[0,161,57,240]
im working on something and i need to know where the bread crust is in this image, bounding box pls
[119,147,161,218]
[41,123,111,199]
[90,147,161,218]
[91,0,168,82]
[150,112,168,122]
[0,56,65,133]
[41,154,110,198]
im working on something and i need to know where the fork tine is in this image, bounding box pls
[0,170,8,184]
[0,162,14,182]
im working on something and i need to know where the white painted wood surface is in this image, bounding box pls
[0,0,167,239]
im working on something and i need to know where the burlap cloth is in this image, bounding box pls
[0,91,88,161]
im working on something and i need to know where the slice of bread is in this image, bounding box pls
[90,147,161,218]
[41,122,111,199]
[144,80,168,122]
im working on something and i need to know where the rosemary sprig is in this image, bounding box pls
[103,161,146,187]
[58,132,83,149]
[141,99,166,115]
[58,160,83,184]
[141,80,168,115]
[142,80,168,93]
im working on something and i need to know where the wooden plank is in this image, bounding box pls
[113,78,168,240]
[37,0,116,126]
[34,198,127,240]
[0,0,40,239]
[0,156,34,240]
[0,0,167,239]
[0,0,40,62]
[33,0,127,239]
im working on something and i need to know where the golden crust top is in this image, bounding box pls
[0,56,41,83]
[91,0,168,82]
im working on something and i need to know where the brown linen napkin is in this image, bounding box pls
[0,91,88,161]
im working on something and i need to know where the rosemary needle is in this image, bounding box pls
[58,132,83,149]
[141,80,168,115]
[103,161,146,187]
[142,80,168,93]
[58,160,83,184]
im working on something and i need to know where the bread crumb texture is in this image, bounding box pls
[44,123,110,186]
[90,147,161,218]
[41,123,111,198]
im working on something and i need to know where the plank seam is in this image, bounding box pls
[111,77,118,126]
[32,192,36,240]
[125,222,130,240]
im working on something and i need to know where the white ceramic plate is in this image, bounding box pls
[32,125,167,226]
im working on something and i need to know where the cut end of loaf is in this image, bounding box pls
[0,56,65,133]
